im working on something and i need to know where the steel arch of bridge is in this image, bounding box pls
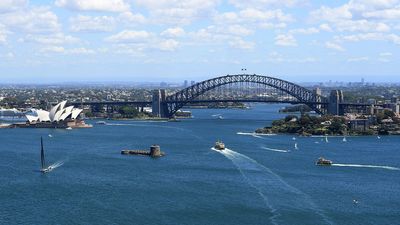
[165,74,328,117]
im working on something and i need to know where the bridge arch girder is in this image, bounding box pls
[165,74,328,117]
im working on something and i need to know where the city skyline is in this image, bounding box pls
[0,0,399,83]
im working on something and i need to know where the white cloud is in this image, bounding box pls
[310,5,352,23]
[158,39,179,51]
[335,20,390,32]
[319,24,333,32]
[275,34,297,46]
[39,46,96,55]
[25,33,79,45]
[0,7,60,33]
[228,0,302,8]
[213,9,293,32]
[229,38,255,50]
[336,33,400,44]
[267,51,318,63]
[325,41,345,51]
[135,0,220,25]
[105,30,153,43]
[289,27,319,34]
[380,52,392,57]
[348,0,399,12]
[226,25,254,36]
[347,56,369,62]
[161,27,186,38]
[118,12,146,25]
[55,0,130,12]
[70,15,116,32]
[239,8,294,23]
[363,6,400,19]
[0,0,27,12]
[40,46,65,53]
[66,47,96,55]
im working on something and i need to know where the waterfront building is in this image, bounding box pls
[23,100,91,128]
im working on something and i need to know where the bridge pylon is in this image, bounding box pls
[328,90,344,115]
[152,89,169,118]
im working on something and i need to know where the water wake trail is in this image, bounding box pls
[261,146,290,153]
[212,147,334,225]
[49,160,65,169]
[237,132,276,136]
[332,164,400,171]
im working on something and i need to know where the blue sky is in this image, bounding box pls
[0,0,399,83]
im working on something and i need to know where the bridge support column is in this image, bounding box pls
[152,89,169,118]
[328,90,344,115]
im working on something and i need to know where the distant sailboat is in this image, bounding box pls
[40,137,54,173]
[325,136,329,143]
[294,142,298,150]
[343,136,347,142]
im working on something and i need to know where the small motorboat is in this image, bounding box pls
[214,141,225,150]
[66,127,72,130]
[96,121,107,125]
[316,157,332,166]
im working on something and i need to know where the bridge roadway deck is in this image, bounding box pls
[70,99,329,106]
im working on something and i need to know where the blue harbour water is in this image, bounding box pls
[1,104,399,225]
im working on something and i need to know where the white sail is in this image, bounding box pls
[59,106,74,121]
[49,102,62,122]
[71,108,83,119]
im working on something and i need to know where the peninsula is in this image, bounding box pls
[256,109,400,136]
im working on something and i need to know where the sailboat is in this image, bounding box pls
[325,136,329,143]
[294,142,298,150]
[343,136,347,142]
[40,137,54,173]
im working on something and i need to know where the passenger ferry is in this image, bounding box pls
[214,141,225,150]
[316,157,332,166]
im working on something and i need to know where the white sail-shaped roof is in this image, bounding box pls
[26,115,39,123]
[59,106,74,121]
[49,102,62,122]
[36,109,50,122]
[59,100,67,111]
[54,108,66,122]
[71,108,83,119]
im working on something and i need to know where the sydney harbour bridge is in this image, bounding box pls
[71,74,375,118]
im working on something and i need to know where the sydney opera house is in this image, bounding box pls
[21,100,91,128]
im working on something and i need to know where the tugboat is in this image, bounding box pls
[214,141,225,150]
[316,157,332,166]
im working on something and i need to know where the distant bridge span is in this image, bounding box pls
[162,74,328,117]
[72,74,368,118]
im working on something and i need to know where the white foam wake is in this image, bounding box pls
[332,164,400,171]
[212,147,334,225]
[261,146,290,153]
[237,132,276,136]
[49,160,65,169]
